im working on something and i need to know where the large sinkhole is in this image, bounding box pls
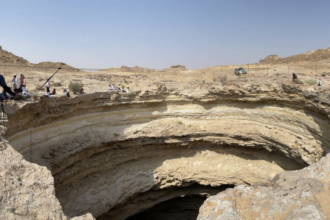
[5,95,330,219]
[36,139,306,220]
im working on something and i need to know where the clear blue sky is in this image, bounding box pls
[1,0,329,69]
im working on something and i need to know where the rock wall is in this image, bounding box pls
[198,153,330,219]
[4,82,330,219]
[0,126,95,220]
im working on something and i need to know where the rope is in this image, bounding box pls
[29,127,32,162]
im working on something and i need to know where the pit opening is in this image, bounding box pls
[126,195,212,220]
[97,184,235,220]
[4,92,330,219]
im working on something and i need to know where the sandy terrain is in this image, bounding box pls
[0,46,330,99]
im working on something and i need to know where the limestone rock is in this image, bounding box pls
[198,153,330,220]
[3,83,330,218]
[0,136,95,219]
[71,213,96,220]
[0,139,67,219]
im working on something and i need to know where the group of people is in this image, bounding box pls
[45,80,58,97]
[11,73,25,90]
[11,73,30,97]
[108,84,130,93]
[46,81,71,98]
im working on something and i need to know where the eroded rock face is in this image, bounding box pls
[198,153,330,220]
[3,83,330,219]
[0,130,95,220]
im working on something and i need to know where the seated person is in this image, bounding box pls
[292,73,297,79]
[112,84,115,90]
[117,87,121,92]
[63,88,67,95]
[52,88,56,95]
[79,88,84,94]
[317,78,322,86]
[21,85,30,97]
[121,87,126,93]
[126,87,130,93]
[66,92,70,97]
[108,84,112,90]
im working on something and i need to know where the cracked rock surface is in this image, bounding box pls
[0,128,95,220]
[198,153,330,220]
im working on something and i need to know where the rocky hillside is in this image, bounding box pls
[0,46,29,65]
[260,47,330,64]
[0,46,80,71]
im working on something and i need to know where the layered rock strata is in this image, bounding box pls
[0,126,95,220]
[198,153,330,220]
[5,82,330,219]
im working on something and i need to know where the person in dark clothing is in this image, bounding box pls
[0,74,18,99]
[0,90,9,101]
[292,73,297,79]
[51,88,56,95]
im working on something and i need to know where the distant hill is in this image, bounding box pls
[0,46,29,65]
[259,47,330,64]
[100,65,157,73]
[100,65,187,72]
[0,46,80,71]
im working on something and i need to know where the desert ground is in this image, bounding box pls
[1,58,330,100]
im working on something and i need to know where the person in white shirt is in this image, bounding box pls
[11,75,18,90]
[126,87,130,93]
[108,84,111,90]
[317,78,322,86]
[112,84,115,90]
[46,81,50,93]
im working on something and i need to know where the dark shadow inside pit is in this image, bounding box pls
[125,195,207,220]
[97,184,235,220]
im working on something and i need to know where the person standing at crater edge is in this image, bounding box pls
[0,74,18,99]
[11,75,18,90]
[19,73,25,88]
[46,80,50,94]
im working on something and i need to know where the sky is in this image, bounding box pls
[1,0,329,70]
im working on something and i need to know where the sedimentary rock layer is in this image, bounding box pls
[198,153,330,220]
[5,83,330,219]
[0,127,95,220]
